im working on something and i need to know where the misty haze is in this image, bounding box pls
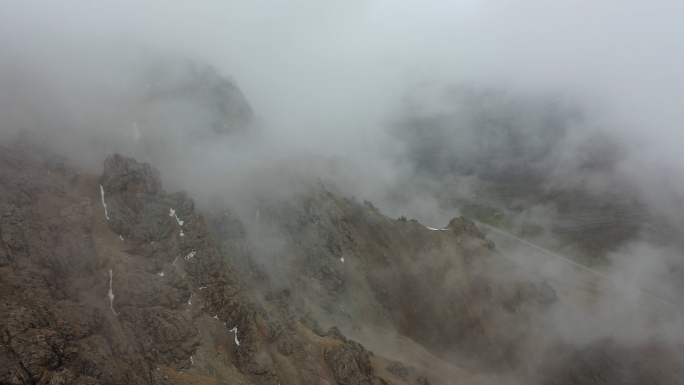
[2,1,684,384]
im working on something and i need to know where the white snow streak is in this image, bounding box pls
[190,356,194,365]
[170,208,185,237]
[173,255,179,265]
[340,257,345,263]
[119,235,124,241]
[158,272,164,277]
[229,326,240,346]
[108,269,117,315]
[100,185,109,220]
[185,251,196,260]
[426,227,448,231]
[187,294,192,305]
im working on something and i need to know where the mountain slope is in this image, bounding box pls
[0,135,431,385]
[232,184,557,374]
[3,132,684,385]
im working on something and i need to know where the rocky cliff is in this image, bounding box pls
[0,135,427,385]
[2,132,684,385]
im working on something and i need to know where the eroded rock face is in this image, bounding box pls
[98,154,279,377]
[0,147,270,384]
[6,135,682,385]
[324,340,374,385]
[0,139,136,384]
[100,153,163,234]
[0,145,426,385]
[251,184,558,371]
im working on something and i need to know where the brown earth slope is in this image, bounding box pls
[0,135,422,385]
[231,185,559,375]
[3,133,684,385]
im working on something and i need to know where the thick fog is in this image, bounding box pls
[2,0,684,382]
[2,1,683,162]
[2,1,684,201]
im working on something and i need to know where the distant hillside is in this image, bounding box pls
[389,85,684,264]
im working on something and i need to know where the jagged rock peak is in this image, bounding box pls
[143,57,256,131]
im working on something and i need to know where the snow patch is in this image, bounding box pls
[100,185,109,220]
[185,251,196,260]
[119,235,124,241]
[173,255,179,265]
[108,269,117,315]
[229,326,240,346]
[213,314,219,319]
[187,295,192,305]
[199,286,206,290]
[170,208,185,237]
[340,257,345,263]
[158,272,164,277]
[426,226,448,231]
[190,356,193,365]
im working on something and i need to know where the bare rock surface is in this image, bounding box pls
[324,340,374,385]
[2,133,684,385]
[0,140,414,385]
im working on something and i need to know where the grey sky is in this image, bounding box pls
[2,0,683,164]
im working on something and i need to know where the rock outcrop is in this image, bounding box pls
[324,340,374,385]
[143,59,256,133]
[245,184,559,372]
[0,140,416,385]
[3,133,684,385]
